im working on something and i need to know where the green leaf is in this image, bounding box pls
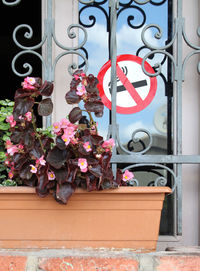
[1,179,17,186]
[3,134,10,142]
[0,152,6,161]
[0,123,10,131]
[0,174,6,179]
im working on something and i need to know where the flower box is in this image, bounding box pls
[0,186,171,252]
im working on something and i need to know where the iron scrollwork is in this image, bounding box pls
[3,0,89,79]
[2,0,21,6]
[122,163,176,192]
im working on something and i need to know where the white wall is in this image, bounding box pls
[158,0,200,250]
[51,0,79,123]
[182,0,200,246]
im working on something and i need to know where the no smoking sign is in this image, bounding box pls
[97,54,157,114]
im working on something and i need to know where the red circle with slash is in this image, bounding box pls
[97,54,157,114]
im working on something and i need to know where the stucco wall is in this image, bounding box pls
[182,0,200,246]
[51,0,78,123]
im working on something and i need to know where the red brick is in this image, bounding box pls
[39,257,139,271]
[156,256,200,271]
[0,256,27,271]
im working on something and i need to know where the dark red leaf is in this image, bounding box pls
[13,98,34,120]
[81,135,91,143]
[70,77,80,90]
[86,75,99,94]
[68,107,82,123]
[115,168,123,186]
[67,166,78,183]
[53,167,68,184]
[54,183,75,204]
[87,94,102,103]
[78,144,91,156]
[100,180,113,190]
[65,90,81,104]
[56,136,67,150]
[87,158,99,165]
[46,146,68,169]
[39,81,54,96]
[85,174,98,191]
[41,136,54,152]
[46,180,56,190]
[88,164,103,177]
[19,161,33,180]
[38,98,53,116]
[69,158,78,167]
[14,88,35,99]
[30,140,45,159]
[102,167,114,182]
[10,130,23,144]
[79,116,90,127]
[13,153,28,170]
[23,175,38,187]
[100,152,112,170]
[36,172,49,198]
[91,135,104,145]
[23,130,35,150]
[95,111,103,118]
[84,101,104,113]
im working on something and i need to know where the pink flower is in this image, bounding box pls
[18,144,24,150]
[83,141,92,152]
[102,138,115,151]
[36,155,46,166]
[70,137,78,145]
[80,72,86,77]
[8,170,14,179]
[6,115,16,127]
[48,171,55,180]
[63,127,75,138]
[22,77,36,90]
[61,134,70,146]
[59,118,70,129]
[122,170,134,182]
[78,158,88,173]
[76,83,86,96]
[53,121,61,134]
[7,145,18,156]
[74,74,80,80]
[5,140,12,149]
[4,158,10,166]
[25,111,32,121]
[30,164,37,173]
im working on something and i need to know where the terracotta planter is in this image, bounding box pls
[0,186,171,252]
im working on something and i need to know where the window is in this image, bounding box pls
[1,0,200,249]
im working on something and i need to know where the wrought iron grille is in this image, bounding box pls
[2,0,200,237]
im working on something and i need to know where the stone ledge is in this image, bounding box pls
[0,249,200,270]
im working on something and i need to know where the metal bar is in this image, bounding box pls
[111,154,200,164]
[176,0,183,236]
[109,0,118,176]
[45,0,53,128]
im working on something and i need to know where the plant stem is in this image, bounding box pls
[81,109,98,133]
[31,110,45,154]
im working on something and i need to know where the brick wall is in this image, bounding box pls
[1,249,200,271]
